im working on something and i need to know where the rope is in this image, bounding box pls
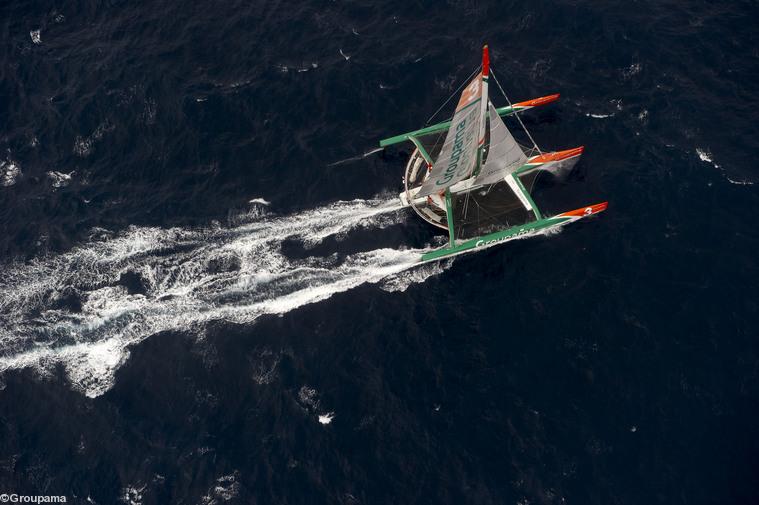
[431,65,550,236]
[425,65,481,126]
[491,70,542,155]
[428,65,482,233]
[420,66,481,187]
[491,69,545,193]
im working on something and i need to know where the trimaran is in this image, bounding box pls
[379,45,608,262]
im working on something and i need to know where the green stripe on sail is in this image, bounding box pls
[454,97,482,114]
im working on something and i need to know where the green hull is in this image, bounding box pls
[420,215,569,262]
[419,201,609,262]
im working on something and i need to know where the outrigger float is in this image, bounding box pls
[379,46,607,262]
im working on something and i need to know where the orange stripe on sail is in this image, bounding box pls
[456,73,483,109]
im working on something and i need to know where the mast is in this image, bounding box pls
[475,45,489,176]
[444,45,489,247]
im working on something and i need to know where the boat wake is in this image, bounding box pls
[0,197,446,397]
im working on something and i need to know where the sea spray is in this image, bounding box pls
[0,197,439,397]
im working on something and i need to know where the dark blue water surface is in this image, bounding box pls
[1,1,758,503]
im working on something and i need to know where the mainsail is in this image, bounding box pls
[416,73,484,198]
[405,46,538,241]
[473,102,528,187]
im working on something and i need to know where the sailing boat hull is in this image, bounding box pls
[516,147,585,181]
[419,202,608,263]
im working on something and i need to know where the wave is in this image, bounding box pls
[696,147,755,186]
[0,197,443,397]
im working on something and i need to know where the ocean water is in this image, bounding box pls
[1,1,758,503]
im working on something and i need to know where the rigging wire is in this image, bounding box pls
[424,65,481,126]
[491,69,546,194]
[417,66,481,201]
[421,64,551,237]
[490,70,542,155]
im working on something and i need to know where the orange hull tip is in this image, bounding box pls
[514,93,560,108]
[558,201,609,218]
[530,146,584,164]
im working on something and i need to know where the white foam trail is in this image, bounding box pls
[696,148,717,166]
[47,170,74,188]
[0,159,21,187]
[586,113,613,119]
[696,147,754,186]
[381,257,453,292]
[0,197,438,397]
[725,177,753,186]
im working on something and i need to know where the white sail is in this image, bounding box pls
[416,74,483,198]
[472,102,528,187]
